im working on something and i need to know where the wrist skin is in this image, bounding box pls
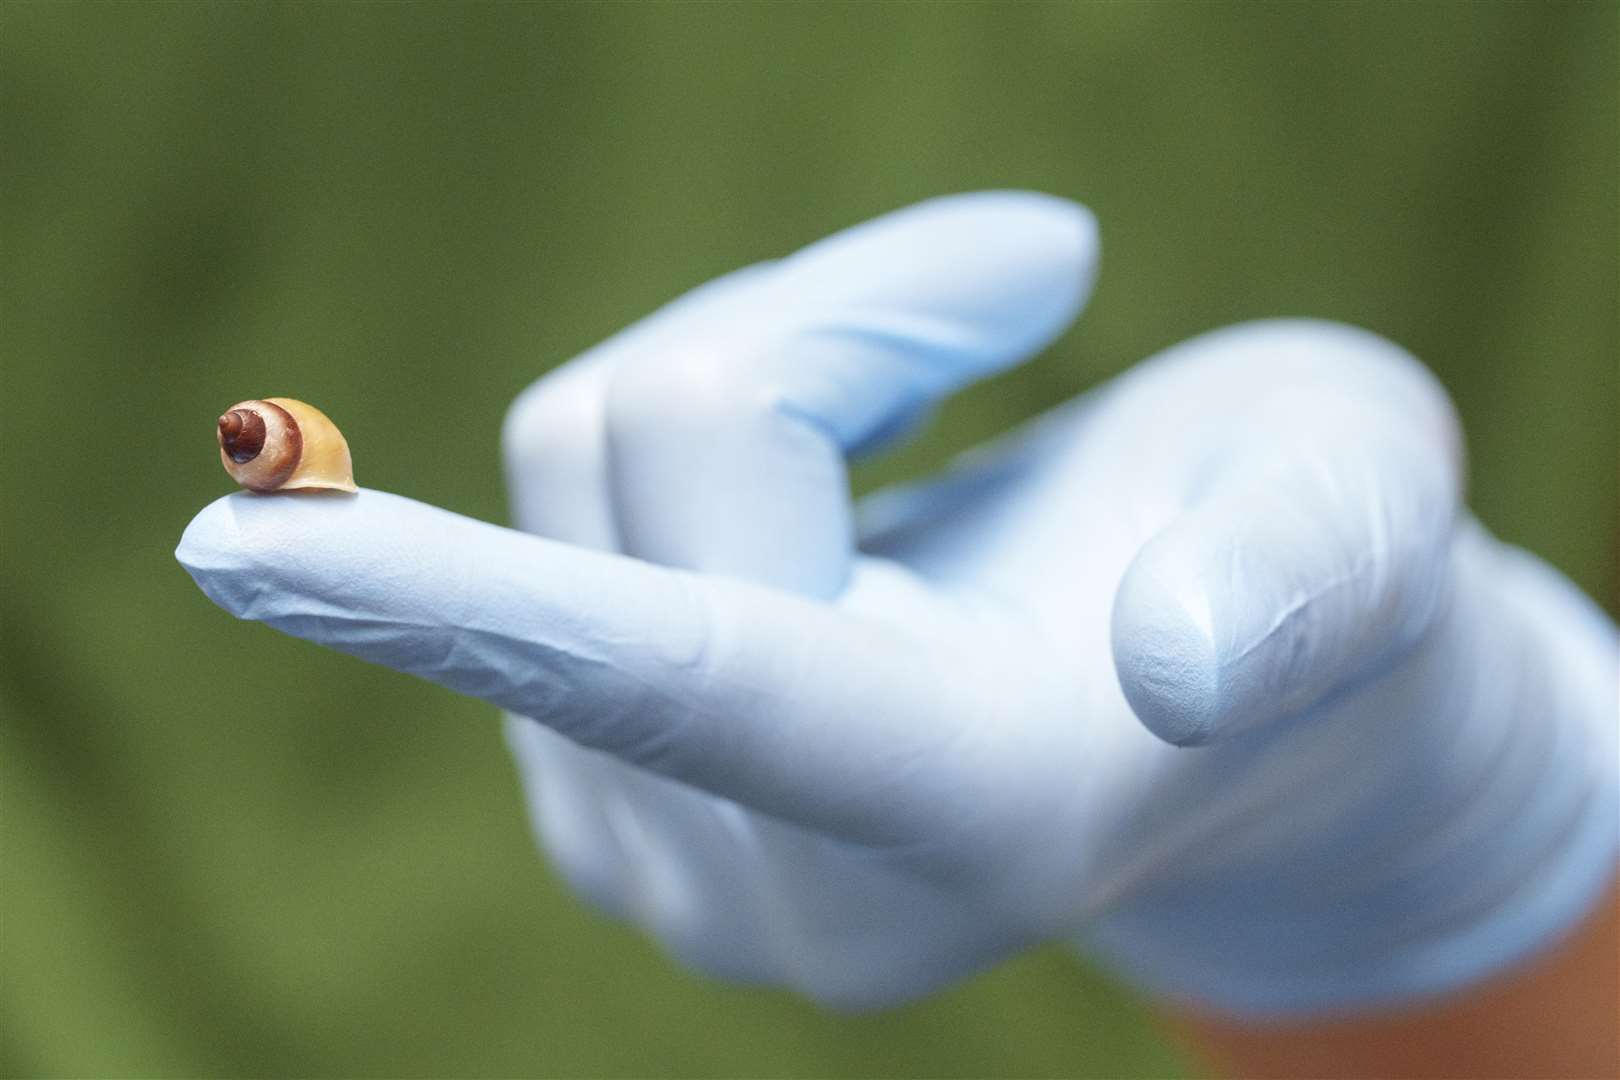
[1167,877,1619,1080]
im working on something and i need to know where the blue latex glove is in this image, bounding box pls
[178,193,1618,1016]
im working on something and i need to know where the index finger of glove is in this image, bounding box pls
[175,489,950,844]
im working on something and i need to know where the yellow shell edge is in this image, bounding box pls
[262,397,358,493]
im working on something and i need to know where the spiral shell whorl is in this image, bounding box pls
[218,409,267,463]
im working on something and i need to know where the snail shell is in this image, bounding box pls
[217,398,357,493]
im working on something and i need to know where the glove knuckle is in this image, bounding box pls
[606,343,781,441]
[502,365,605,473]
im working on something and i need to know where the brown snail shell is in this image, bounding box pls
[217,398,357,493]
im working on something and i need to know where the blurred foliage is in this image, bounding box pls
[1,2,1613,1077]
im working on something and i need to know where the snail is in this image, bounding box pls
[217,398,357,493]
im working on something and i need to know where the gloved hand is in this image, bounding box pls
[177,192,1618,1016]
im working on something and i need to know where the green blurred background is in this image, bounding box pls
[2,2,1614,1077]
